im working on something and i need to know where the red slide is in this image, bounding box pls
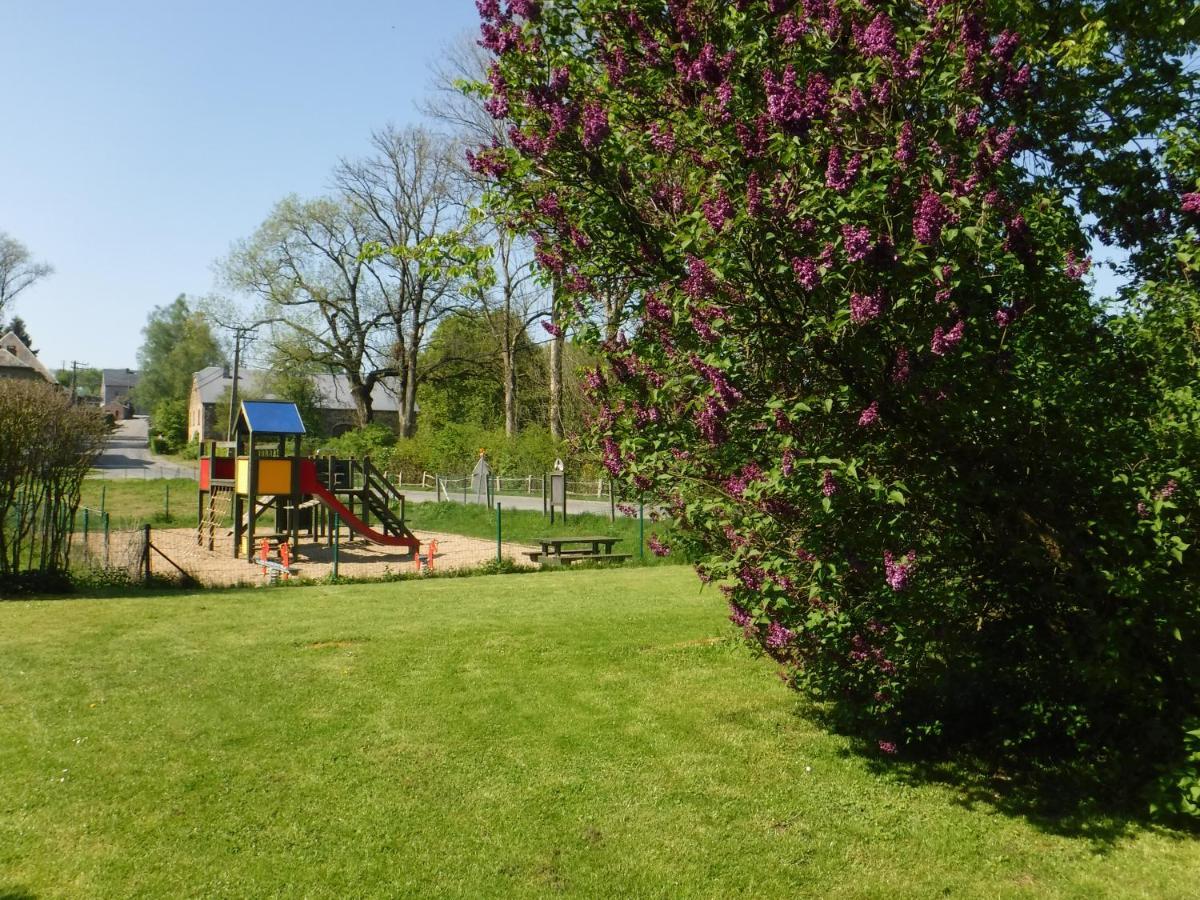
[299,462,420,550]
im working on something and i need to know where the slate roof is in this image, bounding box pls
[194,367,401,412]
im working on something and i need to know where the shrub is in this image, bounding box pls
[473,0,1199,802]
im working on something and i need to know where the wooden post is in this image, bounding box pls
[246,432,257,559]
[143,524,151,585]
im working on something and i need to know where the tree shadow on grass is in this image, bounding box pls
[799,707,1199,849]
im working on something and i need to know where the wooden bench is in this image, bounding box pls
[524,550,632,565]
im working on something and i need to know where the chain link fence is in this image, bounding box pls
[68,518,542,589]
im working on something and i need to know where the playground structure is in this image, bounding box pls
[197,400,420,563]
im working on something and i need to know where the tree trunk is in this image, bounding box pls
[503,345,518,437]
[350,380,374,427]
[400,346,420,438]
[549,279,564,441]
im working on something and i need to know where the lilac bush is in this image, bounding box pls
[471,0,1198,798]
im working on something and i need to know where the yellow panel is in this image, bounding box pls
[235,458,250,495]
[256,458,293,495]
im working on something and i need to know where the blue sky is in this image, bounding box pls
[1,0,480,371]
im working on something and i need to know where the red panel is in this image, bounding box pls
[213,457,235,480]
[199,458,211,491]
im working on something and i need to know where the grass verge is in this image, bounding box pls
[0,568,1196,898]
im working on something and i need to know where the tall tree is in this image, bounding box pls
[996,0,1200,281]
[134,295,225,447]
[426,39,558,437]
[223,196,393,427]
[333,126,471,437]
[5,316,35,353]
[0,232,53,321]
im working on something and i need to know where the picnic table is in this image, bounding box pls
[525,535,631,566]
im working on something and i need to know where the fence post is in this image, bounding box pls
[164,483,170,520]
[542,474,547,517]
[496,502,502,564]
[100,484,106,514]
[104,512,110,567]
[143,523,152,585]
[331,510,340,581]
[638,497,645,561]
[609,483,616,522]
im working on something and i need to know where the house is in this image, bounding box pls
[188,366,405,442]
[0,330,56,384]
[100,369,139,407]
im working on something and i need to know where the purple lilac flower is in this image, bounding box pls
[1156,479,1179,501]
[763,66,830,133]
[746,172,763,217]
[541,320,563,338]
[776,13,808,44]
[729,603,753,628]
[647,534,670,557]
[825,146,863,192]
[855,12,898,63]
[766,621,794,649]
[648,122,675,153]
[891,346,911,383]
[702,189,735,231]
[822,469,838,497]
[617,502,636,518]
[912,188,949,244]
[601,436,623,476]
[995,306,1015,327]
[581,102,610,149]
[781,448,795,477]
[682,255,717,300]
[1065,250,1092,279]
[895,122,915,167]
[850,290,883,324]
[930,319,965,356]
[791,256,820,291]
[883,550,916,591]
[644,292,672,324]
[1137,501,1150,518]
[697,395,729,444]
[878,740,898,755]
[1183,192,1200,214]
[858,401,879,427]
[842,224,873,261]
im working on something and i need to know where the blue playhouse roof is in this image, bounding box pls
[238,400,306,435]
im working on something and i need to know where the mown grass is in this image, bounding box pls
[78,478,199,529]
[1,568,1197,898]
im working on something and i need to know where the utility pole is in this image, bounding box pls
[67,360,88,404]
[214,316,282,440]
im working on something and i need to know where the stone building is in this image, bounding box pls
[188,366,404,442]
[100,369,140,407]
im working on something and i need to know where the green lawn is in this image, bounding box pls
[1,569,1196,897]
[79,478,198,529]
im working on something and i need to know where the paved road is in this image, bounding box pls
[91,417,198,480]
[399,488,618,517]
